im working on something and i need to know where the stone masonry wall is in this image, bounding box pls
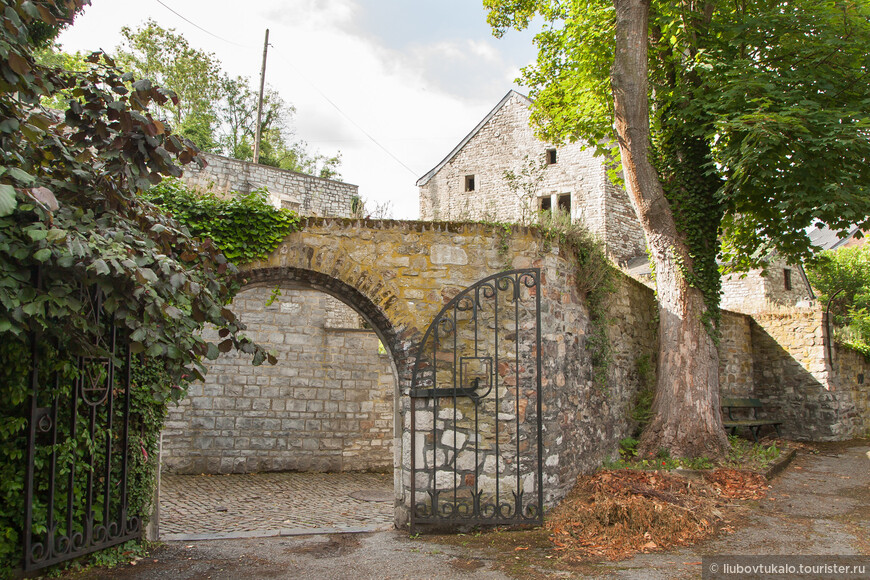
[182,152,357,217]
[161,218,868,528]
[241,218,656,524]
[418,93,646,264]
[161,285,393,474]
[832,344,870,436]
[750,309,866,440]
[719,311,755,397]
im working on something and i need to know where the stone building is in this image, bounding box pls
[417,91,646,265]
[417,90,854,314]
[720,225,865,315]
[181,152,358,217]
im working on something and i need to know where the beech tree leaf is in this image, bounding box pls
[0,184,16,216]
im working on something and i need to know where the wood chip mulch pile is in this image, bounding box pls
[546,468,768,561]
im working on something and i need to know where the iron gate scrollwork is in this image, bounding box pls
[410,269,543,532]
[23,281,141,571]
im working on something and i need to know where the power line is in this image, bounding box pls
[270,49,420,177]
[153,0,251,48]
[151,0,421,177]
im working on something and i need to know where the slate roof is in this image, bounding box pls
[807,225,862,251]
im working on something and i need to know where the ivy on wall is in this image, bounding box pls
[535,212,616,387]
[143,179,301,264]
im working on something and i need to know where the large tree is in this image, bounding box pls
[485,0,870,457]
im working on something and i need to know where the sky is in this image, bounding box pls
[56,0,541,219]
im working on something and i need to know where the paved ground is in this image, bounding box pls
[159,471,395,540]
[74,441,868,579]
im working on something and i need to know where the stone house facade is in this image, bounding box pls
[417,91,647,266]
[720,225,866,315]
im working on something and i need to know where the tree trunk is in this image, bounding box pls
[611,0,728,458]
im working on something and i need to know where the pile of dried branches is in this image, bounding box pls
[547,469,768,560]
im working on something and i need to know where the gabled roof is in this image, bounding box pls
[808,224,862,251]
[416,90,532,187]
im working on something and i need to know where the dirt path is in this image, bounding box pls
[70,441,869,579]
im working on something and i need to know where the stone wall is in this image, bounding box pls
[832,344,870,436]
[417,92,646,265]
[181,152,357,217]
[161,285,393,474]
[160,218,868,530]
[718,312,755,397]
[711,306,869,440]
[236,218,657,524]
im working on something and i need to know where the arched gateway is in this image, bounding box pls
[161,218,645,530]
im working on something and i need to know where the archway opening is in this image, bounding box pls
[158,268,403,539]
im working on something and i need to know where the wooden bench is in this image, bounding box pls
[721,397,782,442]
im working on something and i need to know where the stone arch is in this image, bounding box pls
[242,266,416,378]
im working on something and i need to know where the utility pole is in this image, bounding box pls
[253,28,269,164]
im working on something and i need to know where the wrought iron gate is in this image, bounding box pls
[23,284,141,571]
[409,269,543,532]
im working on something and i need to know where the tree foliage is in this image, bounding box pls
[806,244,870,357]
[116,19,222,151]
[0,0,275,386]
[485,0,870,457]
[113,20,342,179]
[487,0,870,280]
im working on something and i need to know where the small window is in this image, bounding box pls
[783,268,792,291]
[465,175,475,192]
[546,148,557,165]
[558,193,571,214]
[539,196,552,212]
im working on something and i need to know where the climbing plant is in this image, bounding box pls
[142,179,301,264]
[534,212,616,387]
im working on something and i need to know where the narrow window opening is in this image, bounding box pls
[546,148,557,165]
[558,193,571,214]
[539,196,552,212]
[465,175,475,192]
[783,268,792,291]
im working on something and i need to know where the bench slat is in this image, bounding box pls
[721,397,763,408]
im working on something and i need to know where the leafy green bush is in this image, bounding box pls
[806,245,870,357]
[142,179,301,264]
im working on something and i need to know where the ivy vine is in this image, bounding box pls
[143,179,301,264]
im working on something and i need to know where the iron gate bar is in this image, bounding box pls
[409,269,543,533]
[23,278,142,571]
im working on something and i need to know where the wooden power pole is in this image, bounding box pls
[253,28,269,164]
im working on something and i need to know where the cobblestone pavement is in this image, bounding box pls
[159,471,394,540]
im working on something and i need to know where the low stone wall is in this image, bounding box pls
[722,308,868,440]
[181,152,357,217]
[833,344,870,436]
[161,285,394,474]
